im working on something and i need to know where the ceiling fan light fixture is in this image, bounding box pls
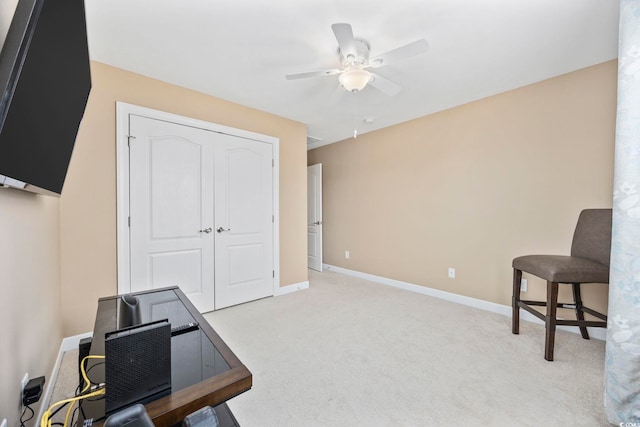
[339,68,372,92]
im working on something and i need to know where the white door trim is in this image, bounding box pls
[116,102,280,297]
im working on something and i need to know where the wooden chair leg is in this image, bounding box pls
[512,269,522,334]
[572,282,590,339]
[545,281,559,361]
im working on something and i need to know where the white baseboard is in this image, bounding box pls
[275,280,309,296]
[61,332,93,352]
[323,264,606,341]
[39,332,93,423]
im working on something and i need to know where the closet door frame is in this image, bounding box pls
[115,102,280,297]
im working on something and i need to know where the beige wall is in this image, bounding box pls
[308,60,617,315]
[60,61,308,336]
[0,190,62,425]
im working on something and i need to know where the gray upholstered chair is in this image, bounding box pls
[511,209,611,361]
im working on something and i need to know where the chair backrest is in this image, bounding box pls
[570,208,612,267]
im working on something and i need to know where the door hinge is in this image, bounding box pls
[272,270,275,278]
[272,159,274,167]
[128,216,131,227]
[272,215,274,223]
[127,135,136,147]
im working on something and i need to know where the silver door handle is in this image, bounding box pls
[314,221,322,225]
[199,227,212,234]
[216,227,231,233]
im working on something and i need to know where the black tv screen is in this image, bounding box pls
[0,0,91,196]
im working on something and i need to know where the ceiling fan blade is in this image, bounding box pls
[286,69,342,80]
[369,39,429,68]
[331,23,357,60]
[368,73,402,96]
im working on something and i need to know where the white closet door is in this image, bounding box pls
[214,134,274,309]
[128,113,275,313]
[129,115,216,312]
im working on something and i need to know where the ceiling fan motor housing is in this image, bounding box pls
[340,38,370,67]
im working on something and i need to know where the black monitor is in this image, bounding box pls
[0,0,91,195]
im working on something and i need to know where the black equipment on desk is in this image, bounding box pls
[104,319,172,415]
[104,404,155,427]
[118,294,142,329]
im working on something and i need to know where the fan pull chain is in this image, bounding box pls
[353,93,358,139]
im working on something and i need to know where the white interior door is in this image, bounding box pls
[129,115,216,312]
[214,135,274,309]
[307,164,323,271]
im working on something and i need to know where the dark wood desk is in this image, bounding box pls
[80,287,251,426]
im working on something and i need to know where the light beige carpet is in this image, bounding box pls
[46,269,609,426]
[205,269,609,427]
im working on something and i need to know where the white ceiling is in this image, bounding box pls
[84,0,619,148]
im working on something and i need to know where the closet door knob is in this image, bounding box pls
[199,227,212,234]
[216,227,231,233]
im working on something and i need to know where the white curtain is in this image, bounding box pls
[605,0,640,423]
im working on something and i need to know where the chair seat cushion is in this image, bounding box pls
[512,255,609,283]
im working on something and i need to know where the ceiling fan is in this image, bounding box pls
[286,23,429,96]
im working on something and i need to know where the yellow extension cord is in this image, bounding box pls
[40,355,106,427]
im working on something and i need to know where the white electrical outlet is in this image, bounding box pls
[345,250,350,259]
[20,373,29,406]
[1,418,8,427]
[21,373,29,395]
[448,267,456,279]
[521,278,528,293]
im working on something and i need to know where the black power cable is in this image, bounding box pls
[20,405,34,427]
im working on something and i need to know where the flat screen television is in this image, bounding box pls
[0,0,91,196]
